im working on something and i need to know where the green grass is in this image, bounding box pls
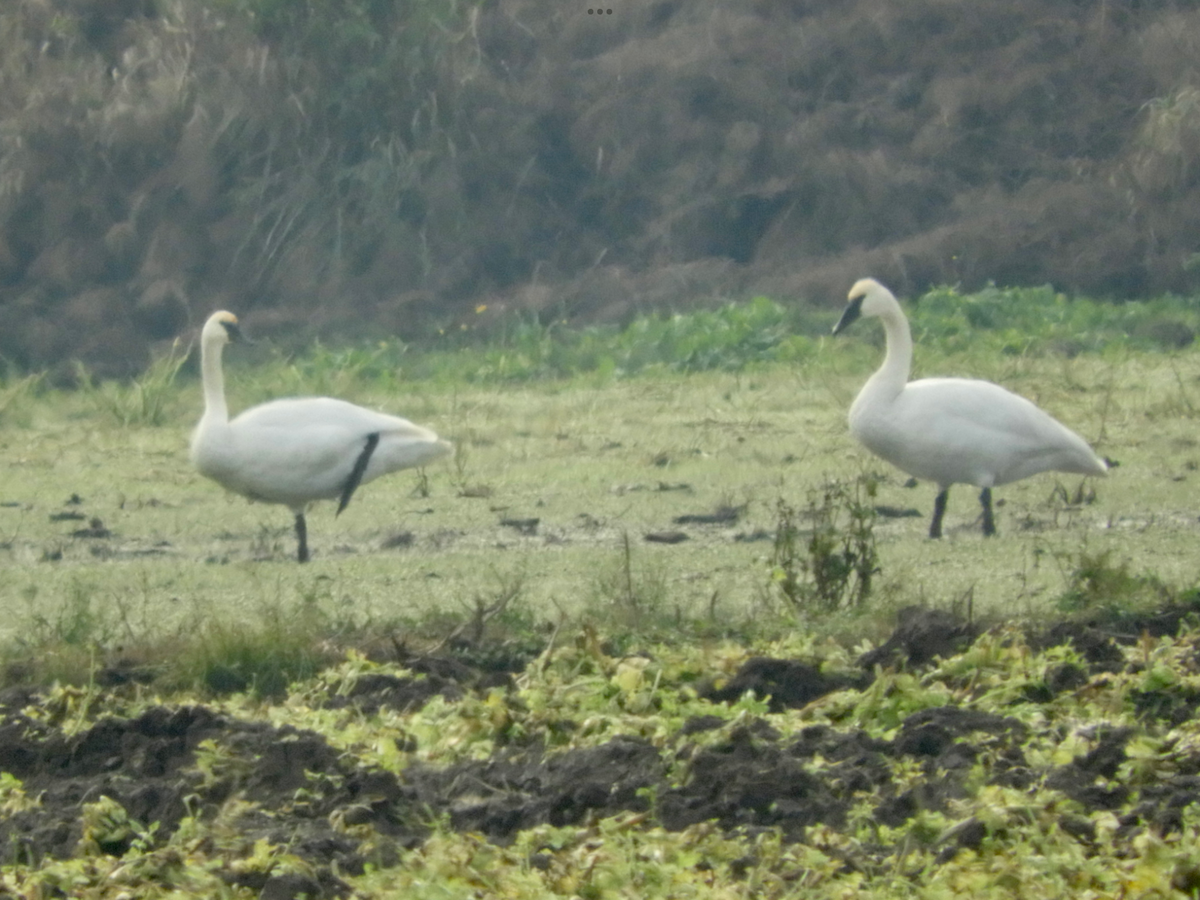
[2,285,1200,896]
[0,285,1198,688]
[323,286,1200,387]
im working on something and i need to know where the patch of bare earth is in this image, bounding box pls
[4,601,1200,897]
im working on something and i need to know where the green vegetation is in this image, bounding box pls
[380,286,1200,385]
[1,284,1198,680]
[1,285,1200,896]
[7,617,1200,897]
[770,474,880,613]
[912,284,1200,358]
[73,340,190,427]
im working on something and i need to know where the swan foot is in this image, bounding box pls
[295,512,309,563]
[980,487,996,537]
[929,488,949,539]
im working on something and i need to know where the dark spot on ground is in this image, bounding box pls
[71,516,111,538]
[874,505,922,518]
[1034,595,1200,669]
[321,671,465,714]
[644,530,689,543]
[673,505,744,526]
[380,531,415,549]
[409,735,661,841]
[500,517,540,535]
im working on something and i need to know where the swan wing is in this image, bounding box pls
[210,398,449,507]
[855,378,1104,487]
[231,397,404,430]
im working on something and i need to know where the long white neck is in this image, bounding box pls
[200,334,229,426]
[863,303,913,405]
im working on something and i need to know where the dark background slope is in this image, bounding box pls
[1,0,1198,376]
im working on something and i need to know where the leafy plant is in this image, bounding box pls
[277,340,408,398]
[911,284,1200,357]
[770,475,879,612]
[79,796,155,857]
[411,297,818,384]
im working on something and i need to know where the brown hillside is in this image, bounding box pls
[1,0,1199,377]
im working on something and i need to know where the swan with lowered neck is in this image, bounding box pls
[190,311,452,562]
[832,279,1107,538]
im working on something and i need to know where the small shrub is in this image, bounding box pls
[79,796,153,858]
[770,475,879,613]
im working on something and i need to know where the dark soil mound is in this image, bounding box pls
[859,606,979,668]
[0,700,426,890]
[702,656,867,711]
[5,602,1200,893]
[1,0,1199,376]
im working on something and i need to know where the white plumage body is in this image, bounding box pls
[192,396,449,509]
[190,311,452,561]
[849,375,1104,490]
[833,279,1107,536]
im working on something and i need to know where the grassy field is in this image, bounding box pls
[1,286,1200,897]
[1,289,1196,668]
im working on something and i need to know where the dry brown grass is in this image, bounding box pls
[2,0,1200,378]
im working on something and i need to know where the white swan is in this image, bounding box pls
[190,311,452,562]
[832,279,1107,538]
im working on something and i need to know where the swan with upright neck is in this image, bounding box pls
[190,311,452,562]
[832,279,1107,538]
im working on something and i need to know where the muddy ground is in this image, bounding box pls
[1,603,1198,898]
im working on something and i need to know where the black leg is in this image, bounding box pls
[338,432,380,515]
[295,512,309,563]
[929,488,949,539]
[980,487,996,537]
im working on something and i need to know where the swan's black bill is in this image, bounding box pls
[832,296,864,335]
[221,320,253,344]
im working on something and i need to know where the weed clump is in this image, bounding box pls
[596,531,671,631]
[770,475,879,613]
[73,339,188,427]
[1055,549,1170,617]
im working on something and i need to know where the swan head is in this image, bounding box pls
[201,311,248,347]
[832,278,898,334]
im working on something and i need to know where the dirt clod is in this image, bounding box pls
[5,603,1200,888]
